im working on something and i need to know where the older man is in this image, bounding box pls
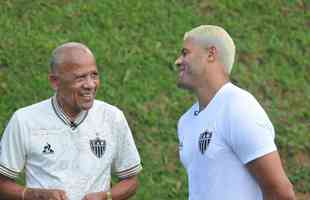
[0,42,142,200]
[175,25,295,200]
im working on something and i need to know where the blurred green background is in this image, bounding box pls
[0,0,309,199]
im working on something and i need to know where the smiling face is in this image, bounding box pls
[49,47,100,118]
[175,38,208,91]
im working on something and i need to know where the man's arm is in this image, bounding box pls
[82,175,139,200]
[82,110,142,200]
[0,174,68,200]
[247,151,296,200]
[0,174,24,200]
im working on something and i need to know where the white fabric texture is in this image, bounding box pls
[0,98,142,200]
[178,82,277,200]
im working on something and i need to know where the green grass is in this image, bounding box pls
[0,0,309,199]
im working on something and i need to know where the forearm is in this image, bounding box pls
[82,175,140,200]
[108,176,139,200]
[88,176,139,200]
[262,181,296,200]
[0,175,24,200]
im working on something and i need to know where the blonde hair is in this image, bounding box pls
[184,25,235,74]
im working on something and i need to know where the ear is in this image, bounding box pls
[206,46,217,62]
[48,73,60,91]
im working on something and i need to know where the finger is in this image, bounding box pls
[50,189,66,200]
[52,190,64,200]
[81,194,88,200]
[64,193,69,200]
[52,191,61,200]
[59,191,69,200]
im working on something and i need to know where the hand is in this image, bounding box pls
[25,188,68,200]
[82,191,105,200]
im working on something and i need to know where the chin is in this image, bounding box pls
[177,81,194,91]
[81,101,95,110]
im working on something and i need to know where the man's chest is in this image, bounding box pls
[27,125,117,176]
[178,117,231,169]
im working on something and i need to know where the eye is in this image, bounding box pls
[91,72,99,79]
[181,49,188,57]
[75,75,86,82]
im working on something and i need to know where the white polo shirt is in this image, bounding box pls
[0,96,142,200]
[178,83,277,200]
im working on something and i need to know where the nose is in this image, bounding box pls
[175,56,182,67]
[83,75,96,89]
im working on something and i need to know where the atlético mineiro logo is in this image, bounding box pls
[90,137,106,158]
[198,130,212,154]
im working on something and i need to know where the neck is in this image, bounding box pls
[195,75,229,111]
[56,94,80,121]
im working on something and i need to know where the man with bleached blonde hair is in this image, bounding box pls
[183,25,235,74]
[175,25,295,200]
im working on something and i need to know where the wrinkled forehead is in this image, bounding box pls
[53,46,97,73]
[57,47,94,64]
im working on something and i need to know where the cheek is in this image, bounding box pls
[184,56,197,71]
[190,58,204,75]
[58,80,74,92]
[58,86,70,97]
[95,80,100,88]
[186,61,196,75]
[68,85,81,99]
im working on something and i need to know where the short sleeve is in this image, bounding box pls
[112,111,142,179]
[226,96,277,164]
[0,112,27,179]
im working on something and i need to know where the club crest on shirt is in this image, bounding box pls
[198,130,213,154]
[90,137,106,158]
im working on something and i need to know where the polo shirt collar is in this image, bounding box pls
[51,94,88,129]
